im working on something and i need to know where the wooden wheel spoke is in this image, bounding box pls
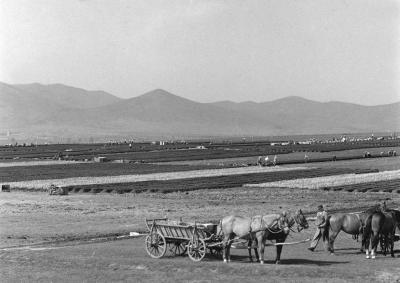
[188,239,206,262]
[145,232,167,259]
[168,242,187,256]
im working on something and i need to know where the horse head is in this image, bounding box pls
[286,209,309,232]
[293,209,309,232]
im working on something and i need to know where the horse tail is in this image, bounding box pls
[362,214,373,249]
[322,215,331,242]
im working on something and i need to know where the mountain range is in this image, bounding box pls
[1,82,399,141]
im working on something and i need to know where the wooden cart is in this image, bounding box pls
[145,218,223,261]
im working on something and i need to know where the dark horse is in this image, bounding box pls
[377,208,400,256]
[362,209,399,259]
[247,210,309,264]
[323,205,380,254]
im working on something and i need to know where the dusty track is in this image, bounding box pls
[2,225,400,282]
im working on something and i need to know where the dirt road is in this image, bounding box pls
[1,225,399,282]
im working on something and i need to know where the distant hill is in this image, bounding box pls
[0,82,121,129]
[1,82,399,141]
[13,83,121,109]
[211,96,400,134]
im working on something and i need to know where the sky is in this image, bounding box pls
[0,0,399,105]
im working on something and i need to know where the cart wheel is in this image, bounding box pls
[169,242,187,256]
[188,238,206,262]
[145,232,166,259]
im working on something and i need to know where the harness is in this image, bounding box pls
[288,214,305,233]
[265,218,287,234]
[248,215,287,236]
[248,216,265,234]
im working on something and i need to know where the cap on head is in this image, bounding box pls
[317,205,323,211]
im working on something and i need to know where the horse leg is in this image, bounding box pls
[227,243,232,262]
[382,235,387,256]
[222,236,227,262]
[226,237,233,263]
[359,230,364,252]
[222,234,231,263]
[275,236,286,264]
[254,246,259,262]
[328,230,339,254]
[256,233,265,264]
[248,237,259,262]
[362,230,370,258]
[248,239,253,262]
[364,233,371,259]
[227,233,235,262]
[390,230,395,258]
[251,237,260,262]
[371,232,379,259]
[390,237,395,258]
[365,238,370,259]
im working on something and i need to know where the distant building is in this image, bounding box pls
[94,156,107,162]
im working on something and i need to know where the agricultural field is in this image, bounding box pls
[0,162,222,183]
[1,140,399,163]
[3,165,311,190]
[1,145,400,282]
[246,170,400,190]
[160,146,400,166]
[1,155,399,194]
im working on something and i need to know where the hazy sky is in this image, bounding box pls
[1,0,399,105]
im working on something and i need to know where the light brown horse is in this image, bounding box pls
[323,206,380,253]
[248,209,309,264]
[220,211,297,264]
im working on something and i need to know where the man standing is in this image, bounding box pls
[308,205,328,251]
[264,156,269,166]
[257,156,263,166]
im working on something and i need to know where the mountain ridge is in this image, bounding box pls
[1,82,399,140]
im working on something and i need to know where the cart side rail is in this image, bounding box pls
[145,217,168,231]
[154,224,209,240]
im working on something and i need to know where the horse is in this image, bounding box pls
[220,212,290,264]
[363,211,397,259]
[323,205,380,254]
[379,208,400,255]
[248,209,309,264]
